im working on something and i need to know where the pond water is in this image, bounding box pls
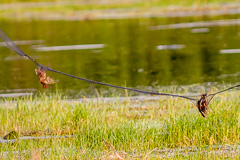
[0,14,240,98]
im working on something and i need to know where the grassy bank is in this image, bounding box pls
[1,0,239,6]
[0,0,239,20]
[0,91,239,159]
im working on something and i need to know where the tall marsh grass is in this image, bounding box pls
[0,91,239,158]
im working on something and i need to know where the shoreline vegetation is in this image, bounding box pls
[0,0,239,20]
[0,91,240,158]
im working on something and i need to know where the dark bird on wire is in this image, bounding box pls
[197,94,209,117]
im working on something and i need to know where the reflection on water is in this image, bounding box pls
[190,28,209,33]
[0,40,44,46]
[149,18,240,30]
[0,14,240,97]
[33,44,105,52]
[220,49,240,54]
[156,44,185,50]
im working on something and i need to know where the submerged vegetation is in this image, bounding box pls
[0,91,239,158]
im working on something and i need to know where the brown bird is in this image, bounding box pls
[197,94,209,117]
[35,67,56,88]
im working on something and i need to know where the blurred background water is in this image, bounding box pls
[0,12,240,98]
